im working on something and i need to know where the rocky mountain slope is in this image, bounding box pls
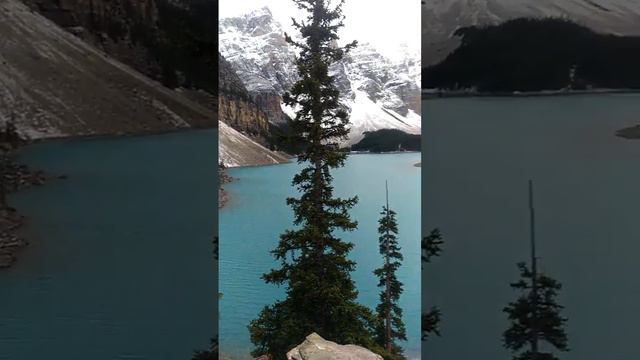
[422,0,640,66]
[218,51,290,167]
[218,52,269,136]
[219,7,421,145]
[25,0,217,93]
[0,0,212,139]
[218,121,289,168]
[218,7,298,127]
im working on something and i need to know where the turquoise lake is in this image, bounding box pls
[0,130,217,360]
[219,153,422,360]
[422,94,640,360]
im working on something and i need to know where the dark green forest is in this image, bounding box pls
[423,18,640,92]
[351,129,421,153]
[148,0,217,91]
[84,0,217,92]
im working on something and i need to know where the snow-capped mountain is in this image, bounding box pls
[219,7,298,94]
[219,7,421,145]
[422,0,640,65]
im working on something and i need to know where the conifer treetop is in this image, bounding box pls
[282,0,357,152]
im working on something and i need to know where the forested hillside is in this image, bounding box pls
[28,0,217,92]
[423,18,640,92]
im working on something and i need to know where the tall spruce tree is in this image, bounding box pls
[248,1,374,359]
[421,228,443,341]
[373,182,406,358]
[503,181,568,360]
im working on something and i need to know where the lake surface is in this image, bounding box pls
[0,130,218,360]
[422,94,640,360]
[219,153,421,360]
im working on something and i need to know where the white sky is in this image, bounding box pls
[219,0,421,61]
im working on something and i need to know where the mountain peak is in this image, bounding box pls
[247,6,273,18]
[219,6,281,37]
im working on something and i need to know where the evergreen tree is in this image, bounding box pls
[213,236,219,261]
[421,229,443,264]
[421,308,441,341]
[503,181,568,360]
[191,337,218,360]
[421,229,443,341]
[373,182,406,357]
[248,1,373,359]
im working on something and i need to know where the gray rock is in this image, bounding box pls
[286,333,383,360]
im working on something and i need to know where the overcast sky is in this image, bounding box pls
[219,0,420,60]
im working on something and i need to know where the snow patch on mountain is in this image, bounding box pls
[280,102,297,121]
[347,88,420,145]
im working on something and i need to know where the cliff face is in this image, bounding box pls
[218,52,269,135]
[218,8,296,128]
[27,0,160,73]
[252,92,288,125]
[218,97,268,135]
[217,52,288,167]
[26,0,217,93]
[32,0,160,30]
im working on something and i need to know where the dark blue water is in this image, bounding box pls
[219,153,421,360]
[422,94,640,360]
[0,130,217,360]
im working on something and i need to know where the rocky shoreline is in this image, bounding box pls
[0,207,27,268]
[0,158,59,269]
[218,165,234,209]
[422,88,640,99]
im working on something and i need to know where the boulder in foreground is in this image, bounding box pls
[286,333,383,360]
